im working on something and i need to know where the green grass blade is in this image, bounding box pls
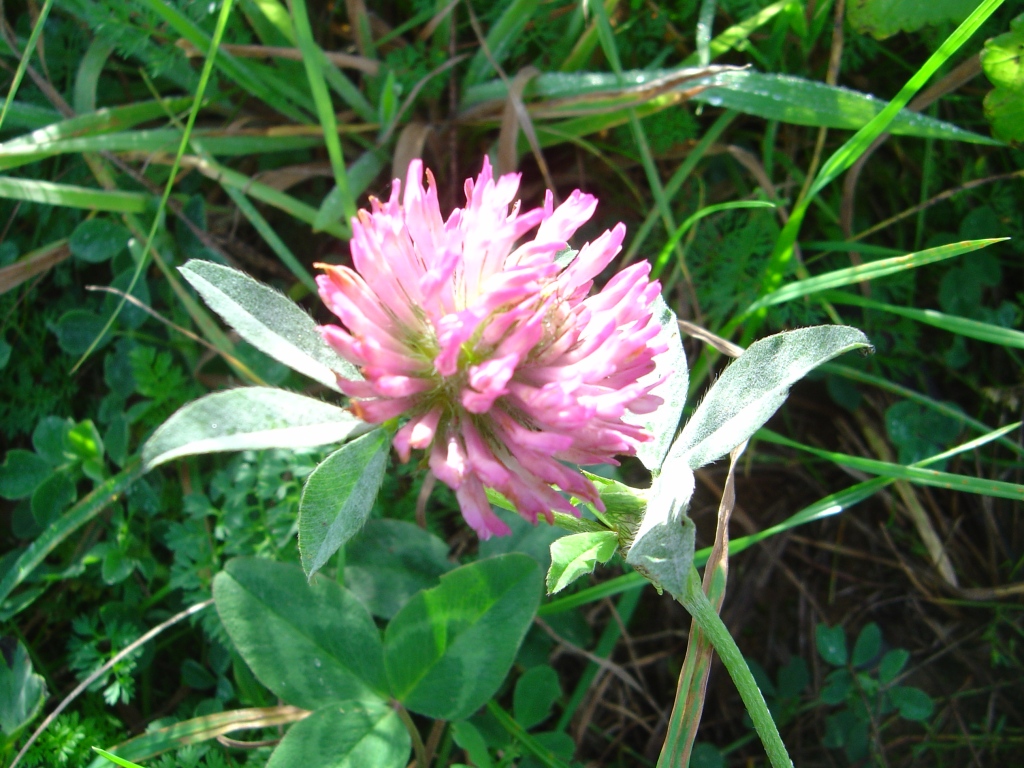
[755,0,1006,310]
[73,38,115,114]
[652,200,775,280]
[0,461,143,610]
[73,0,240,372]
[464,0,541,86]
[690,71,1001,144]
[0,97,195,150]
[0,0,55,134]
[695,0,718,67]
[745,238,1005,313]
[135,0,312,122]
[221,186,317,292]
[199,156,348,238]
[760,427,1024,502]
[681,0,792,66]
[0,128,324,172]
[291,0,356,224]
[626,110,739,263]
[0,176,149,212]
[821,363,1024,457]
[825,289,1024,349]
[0,99,60,130]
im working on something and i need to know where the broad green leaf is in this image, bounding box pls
[878,649,910,683]
[627,296,688,471]
[266,702,410,768]
[851,623,882,668]
[0,640,45,736]
[0,450,51,500]
[673,326,871,471]
[298,430,389,579]
[30,471,76,528]
[886,686,935,721]
[451,721,493,768]
[546,531,618,594]
[513,665,561,730]
[65,419,104,462]
[32,416,74,466]
[982,14,1024,141]
[816,624,849,666]
[344,520,454,620]
[820,669,852,704]
[54,309,112,354]
[214,557,387,710]
[384,554,542,721]
[847,0,978,39]
[179,259,358,390]
[142,388,364,470]
[69,219,129,263]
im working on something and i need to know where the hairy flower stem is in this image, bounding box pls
[667,566,794,768]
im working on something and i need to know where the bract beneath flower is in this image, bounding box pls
[317,158,667,538]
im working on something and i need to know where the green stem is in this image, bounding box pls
[677,567,793,768]
[395,703,428,768]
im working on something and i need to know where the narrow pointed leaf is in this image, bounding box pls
[674,326,871,470]
[142,388,364,470]
[298,429,389,578]
[180,259,358,390]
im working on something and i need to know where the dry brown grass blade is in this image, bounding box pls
[497,66,541,177]
[391,121,433,182]
[0,239,69,295]
[461,0,556,192]
[854,408,960,587]
[677,318,744,358]
[174,40,380,75]
[107,705,311,762]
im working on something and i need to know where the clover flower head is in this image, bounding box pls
[317,158,667,538]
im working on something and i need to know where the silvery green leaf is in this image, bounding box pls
[673,326,870,471]
[180,259,359,390]
[142,387,366,470]
[627,295,688,471]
